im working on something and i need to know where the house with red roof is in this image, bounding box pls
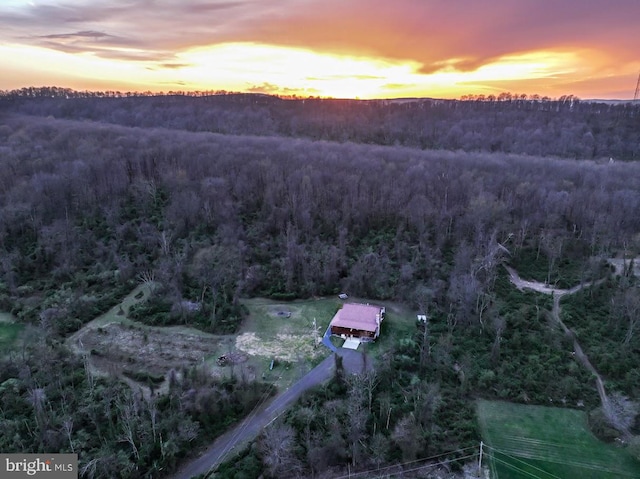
[329,303,385,341]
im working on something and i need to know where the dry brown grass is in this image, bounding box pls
[235,331,323,362]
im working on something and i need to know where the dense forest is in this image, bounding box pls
[1,90,640,478]
[3,87,640,161]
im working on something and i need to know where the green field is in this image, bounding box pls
[477,400,640,479]
[0,313,23,350]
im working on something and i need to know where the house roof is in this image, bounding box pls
[330,303,382,332]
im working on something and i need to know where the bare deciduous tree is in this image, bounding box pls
[602,392,638,436]
[612,287,640,346]
[391,414,420,461]
[259,423,303,478]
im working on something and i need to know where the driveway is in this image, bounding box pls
[171,343,368,479]
[322,325,338,352]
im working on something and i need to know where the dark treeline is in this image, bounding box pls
[2,100,640,477]
[2,87,640,161]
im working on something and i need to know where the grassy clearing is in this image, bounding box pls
[69,291,421,394]
[238,297,341,386]
[0,322,23,350]
[241,297,341,338]
[76,283,154,330]
[71,290,341,393]
[477,400,640,479]
[68,283,242,395]
[239,296,418,386]
[242,296,417,356]
[66,283,156,352]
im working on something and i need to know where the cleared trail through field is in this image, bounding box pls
[504,266,613,429]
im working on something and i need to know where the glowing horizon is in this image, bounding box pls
[1,0,639,100]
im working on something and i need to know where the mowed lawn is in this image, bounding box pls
[242,297,342,340]
[477,400,640,479]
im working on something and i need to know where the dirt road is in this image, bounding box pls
[503,265,604,296]
[504,266,613,422]
[171,348,368,479]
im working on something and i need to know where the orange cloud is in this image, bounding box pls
[0,0,639,98]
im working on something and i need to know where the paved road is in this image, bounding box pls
[171,345,368,479]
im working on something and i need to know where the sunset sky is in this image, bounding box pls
[1,0,639,99]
